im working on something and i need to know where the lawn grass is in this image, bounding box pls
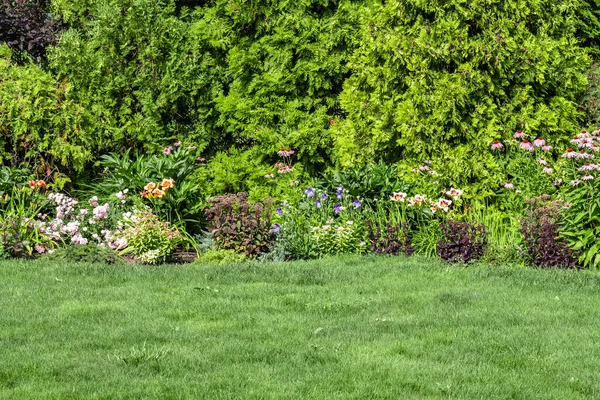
[2,256,600,399]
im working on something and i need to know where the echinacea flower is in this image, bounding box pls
[541,145,553,152]
[174,141,182,147]
[553,179,562,186]
[542,166,553,174]
[290,180,299,186]
[504,182,514,189]
[571,179,582,186]
[277,148,295,157]
[265,172,275,178]
[163,146,173,155]
[562,148,578,159]
[491,140,504,151]
[305,188,315,197]
[533,138,546,147]
[579,163,594,172]
[537,158,547,165]
[582,174,595,181]
[390,192,407,202]
[520,140,534,152]
[418,165,430,171]
[514,130,525,139]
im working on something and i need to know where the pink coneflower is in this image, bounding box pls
[390,192,407,202]
[579,163,594,172]
[491,140,504,151]
[514,130,525,139]
[504,182,514,189]
[571,179,582,186]
[265,172,275,178]
[578,130,591,139]
[163,146,173,155]
[577,151,594,159]
[520,140,534,152]
[533,138,546,147]
[542,166,553,174]
[553,179,563,186]
[562,148,577,159]
[188,145,196,149]
[278,165,295,174]
[591,145,600,152]
[582,173,595,181]
[424,159,433,165]
[277,148,295,157]
[418,165,430,171]
[428,170,441,176]
[290,180,299,186]
[196,157,206,162]
[174,141,182,147]
[537,158,547,165]
[541,145,553,152]
[571,137,582,145]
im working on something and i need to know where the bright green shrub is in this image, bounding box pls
[193,0,362,172]
[0,45,91,171]
[335,0,590,195]
[49,0,222,156]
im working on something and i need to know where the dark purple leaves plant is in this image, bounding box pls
[437,220,486,263]
[365,221,413,256]
[204,192,274,257]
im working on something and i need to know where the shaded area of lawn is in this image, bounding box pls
[2,256,600,399]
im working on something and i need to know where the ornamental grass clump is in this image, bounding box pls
[205,193,274,257]
[437,220,487,263]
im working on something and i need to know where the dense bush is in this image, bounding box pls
[205,193,274,257]
[0,45,91,172]
[437,220,486,263]
[521,196,579,268]
[365,221,413,256]
[0,0,62,62]
[335,0,589,194]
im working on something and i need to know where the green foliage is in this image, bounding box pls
[119,207,184,264]
[43,244,124,264]
[49,0,222,156]
[194,248,248,265]
[318,162,408,201]
[194,0,361,174]
[578,63,600,127]
[0,45,91,171]
[94,144,206,229]
[335,0,590,191]
[0,188,54,257]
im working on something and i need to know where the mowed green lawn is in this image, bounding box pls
[2,256,600,399]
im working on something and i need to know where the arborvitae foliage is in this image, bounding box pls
[335,0,590,190]
[49,0,223,156]
[194,0,361,173]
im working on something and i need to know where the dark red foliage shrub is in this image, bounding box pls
[205,192,274,257]
[0,0,61,62]
[366,221,413,256]
[437,220,486,263]
[520,196,579,268]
